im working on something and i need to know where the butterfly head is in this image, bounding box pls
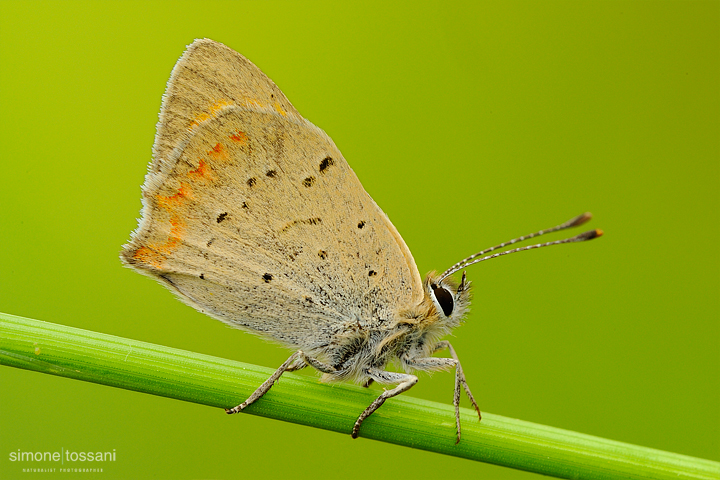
[424,270,471,329]
[419,212,603,329]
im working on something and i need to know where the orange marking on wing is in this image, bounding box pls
[189,112,211,129]
[210,99,232,114]
[229,131,248,144]
[133,246,166,269]
[155,217,185,257]
[245,98,265,109]
[169,216,185,239]
[188,99,234,130]
[207,142,230,161]
[157,183,193,211]
[187,159,214,181]
[273,102,287,117]
[137,181,193,269]
[154,217,185,254]
[133,215,187,269]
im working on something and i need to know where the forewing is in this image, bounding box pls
[122,40,423,350]
[151,38,302,174]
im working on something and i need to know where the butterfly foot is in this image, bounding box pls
[225,403,246,415]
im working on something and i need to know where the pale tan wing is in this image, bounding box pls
[151,38,303,175]
[122,39,423,351]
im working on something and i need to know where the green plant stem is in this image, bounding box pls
[0,312,717,479]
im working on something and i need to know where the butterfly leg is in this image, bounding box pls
[432,340,481,443]
[226,350,336,414]
[403,354,463,442]
[351,369,418,438]
[285,350,337,374]
[400,342,479,443]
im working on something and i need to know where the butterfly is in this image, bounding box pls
[121,38,601,443]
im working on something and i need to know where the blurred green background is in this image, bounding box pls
[0,1,717,479]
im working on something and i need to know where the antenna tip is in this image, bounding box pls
[569,212,593,227]
[577,228,603,241]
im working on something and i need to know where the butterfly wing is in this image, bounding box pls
[122,39,423,352]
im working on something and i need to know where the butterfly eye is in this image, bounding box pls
[431,284,454,317]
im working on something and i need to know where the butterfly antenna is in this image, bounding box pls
[438,212,602,282]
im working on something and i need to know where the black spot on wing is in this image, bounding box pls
[318,250,328,260]
[247,177,257,187]
[266,170,277,178]
[302,176,315,187]
[263,273,273,283]
[357,221,365,229]
[368,270,377,277]
[216,212,229,223]
[287,247,303,262]
[242,202,249,209]
[319,156,334,173]
[281,217,322,233]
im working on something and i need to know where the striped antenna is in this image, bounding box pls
[438,213,602,282]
